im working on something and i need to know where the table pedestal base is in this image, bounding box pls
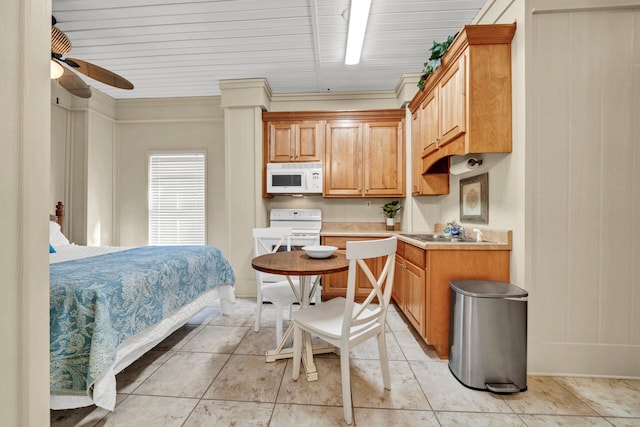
[265,323,337,381]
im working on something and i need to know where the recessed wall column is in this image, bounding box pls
[219,79,272,296]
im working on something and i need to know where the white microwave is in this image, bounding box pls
[266,162,323,194]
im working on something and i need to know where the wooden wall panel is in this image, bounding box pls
[529,4,640,373]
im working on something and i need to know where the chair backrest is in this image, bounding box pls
[253,227,293,283]
[253,227,292,255]
[343,236,397,337]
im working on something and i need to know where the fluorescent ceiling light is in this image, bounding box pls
[345,0,372,65]
[50,60,64,79]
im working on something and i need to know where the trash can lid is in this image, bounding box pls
[449,280,528,298]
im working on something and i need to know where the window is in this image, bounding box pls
[148,152,206,245]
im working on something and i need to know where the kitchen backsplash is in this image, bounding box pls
[267,195,404,224]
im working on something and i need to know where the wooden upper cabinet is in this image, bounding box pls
[420,88,439,158]
[324,122,363,196]
[411,110,422,195]
[267,121,323,162]
[414,87,450,196]
[408,23,516,195]
[324,111,405,198]
[263,110,405,198]
[363,121,404,196]
[437,54,466,148]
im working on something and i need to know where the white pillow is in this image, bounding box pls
[50,221,70,247]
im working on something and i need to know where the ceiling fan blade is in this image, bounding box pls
[64,57,134,90]
[57,67,92,98]
[51,25,71,55]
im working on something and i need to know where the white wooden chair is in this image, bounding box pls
[252,227,302,346]
[291,236,397,425]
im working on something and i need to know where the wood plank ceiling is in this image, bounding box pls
[51,0,487,99]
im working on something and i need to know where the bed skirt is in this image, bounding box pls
[50,284,235,411]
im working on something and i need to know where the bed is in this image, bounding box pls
[48,202,236,411]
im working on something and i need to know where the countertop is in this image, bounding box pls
[321,222,512,251]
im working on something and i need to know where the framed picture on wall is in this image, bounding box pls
[460,173,488,224]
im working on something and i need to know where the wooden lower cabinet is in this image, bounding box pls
[391,242,511,359]
[393,242,426,336]
[391,243,405,309]
[426,249,510,358]
[321,235,387,302]
[322,237,510,359]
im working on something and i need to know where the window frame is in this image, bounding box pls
[147,150,207,246]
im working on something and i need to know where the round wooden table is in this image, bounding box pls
[251,250,349,381]
[251,251,348,279]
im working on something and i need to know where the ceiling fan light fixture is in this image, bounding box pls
[345,0,372,65]
[50,60,64,79]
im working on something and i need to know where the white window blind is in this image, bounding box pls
[148,153,206,245]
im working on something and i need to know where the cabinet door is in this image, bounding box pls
[321,236,389,302]
[322,256,385,302]
[392,256,405,308]
[404,259,426,336]
[268,122,296,162]
[363,121,404,196]
[268,121,322,162]
[355,256,386,298]
[411,110,422,195]
[324,122,363,196]
[438,54,466,147]
[420,89,439,157]
[296,121,323,161]
[322,265,349,299]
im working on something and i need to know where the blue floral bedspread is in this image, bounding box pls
[49,245,235,396]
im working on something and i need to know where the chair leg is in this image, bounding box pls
[377,331,391,390]
[292,325,302,381]
[340,350,354,425]
[254,291,263,333]
[274,304,284,346]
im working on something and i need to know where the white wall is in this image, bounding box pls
[50,88,118,246]
[86,93,117,246]
[116,97,226,249]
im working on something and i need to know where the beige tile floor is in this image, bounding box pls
[51,298,640,427]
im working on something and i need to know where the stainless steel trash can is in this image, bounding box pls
[449,280,528,393]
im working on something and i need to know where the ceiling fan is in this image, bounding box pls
[51,16,134,98]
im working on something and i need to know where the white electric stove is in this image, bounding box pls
[269,208,322,249]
